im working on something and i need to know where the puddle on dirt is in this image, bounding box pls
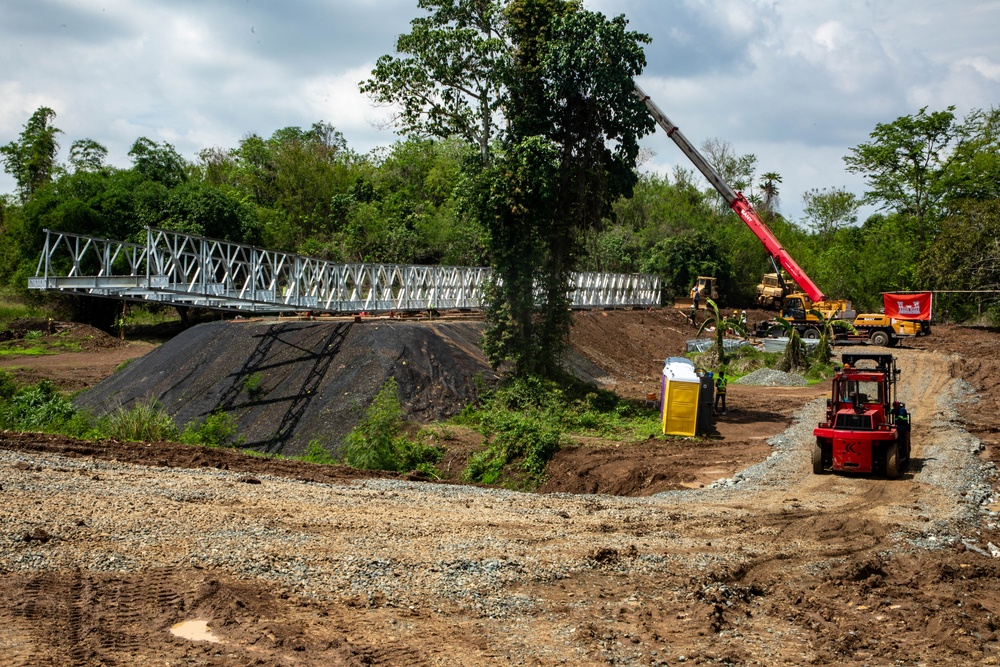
[170,620,222,643]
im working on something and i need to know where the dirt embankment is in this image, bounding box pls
[1,310,1000,666]
[75,319,500,457]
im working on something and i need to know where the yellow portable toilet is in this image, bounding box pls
[660,357,701,437]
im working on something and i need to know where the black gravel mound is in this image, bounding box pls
[76,320,499,456]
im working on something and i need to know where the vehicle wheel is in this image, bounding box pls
[766,324,784,338]
[803,328,820,340]
[812,440,825,474]
[869,330,891,347]
[885,442,899,479]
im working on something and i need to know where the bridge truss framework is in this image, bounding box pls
[29,228,662,314]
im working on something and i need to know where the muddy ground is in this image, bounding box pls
[1,310,999,666]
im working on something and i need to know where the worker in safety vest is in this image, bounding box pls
[714,371,728,415]
[893,401,910,432]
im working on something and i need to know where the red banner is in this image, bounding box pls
[883,292,932,321]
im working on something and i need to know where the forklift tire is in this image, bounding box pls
[812,440,825,474]
[803,328,821,340]
[869,330,891,347]
[885,442,900,479]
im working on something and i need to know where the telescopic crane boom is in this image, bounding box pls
[634,84,826,303]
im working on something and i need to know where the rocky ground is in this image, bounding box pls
[0,311,998,666]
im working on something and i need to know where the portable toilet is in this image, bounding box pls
[660,357,701,437]
[697,372,715,435]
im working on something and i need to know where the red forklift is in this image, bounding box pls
[813,354,911,479]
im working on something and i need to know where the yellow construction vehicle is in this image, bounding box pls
[673,276,718,310]
[755,293,856,339]
[756,271,799,308]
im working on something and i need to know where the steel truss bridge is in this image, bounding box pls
[29,228,661,314]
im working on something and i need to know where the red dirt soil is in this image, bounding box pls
[2,310,1000,666]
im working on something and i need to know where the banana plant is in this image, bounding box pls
[771,316,806,371]
[807,309,857,363]
[697,298,749,364]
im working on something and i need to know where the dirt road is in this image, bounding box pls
[1,343,997,665]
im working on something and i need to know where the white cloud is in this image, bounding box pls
[1,0,998,218]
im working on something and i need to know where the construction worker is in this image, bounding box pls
[740,310,747,327]
[715,371,728,415]
[893,401,910,432]
[692,287,701,311]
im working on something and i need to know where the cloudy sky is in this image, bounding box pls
[2,0,998,222]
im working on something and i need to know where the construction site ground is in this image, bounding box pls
[1,309,999,666]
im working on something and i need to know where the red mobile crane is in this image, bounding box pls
[633,84,826,303]
[635,85,932,346]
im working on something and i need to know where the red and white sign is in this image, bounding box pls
[883,292,932,321]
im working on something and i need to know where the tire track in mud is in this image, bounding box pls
[11,570,86,667]
[5,567,199,667]
[683,347,974,589]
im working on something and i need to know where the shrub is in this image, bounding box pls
[180,411,244,448]
[102,398,179,442]
[343,379,405,470]
[242,372,264,399]
[464,411,561,487]
[0,380,75,430]
[301,439,336,464]
[0,368,17,401]
[342,378,443,473]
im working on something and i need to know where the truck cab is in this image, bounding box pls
[813,354,910,478]
[756,272,788,308]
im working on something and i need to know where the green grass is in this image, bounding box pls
[0,294,52,326]
[0,346,50,357]
[101,399,179,442]
[0,337,83,356]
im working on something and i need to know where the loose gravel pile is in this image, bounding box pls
[733,368,808,386]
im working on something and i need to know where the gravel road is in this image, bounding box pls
[1,345,998,666]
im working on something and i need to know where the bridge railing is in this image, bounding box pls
[30,227,661,313]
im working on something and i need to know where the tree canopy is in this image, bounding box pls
[2,13,999,335]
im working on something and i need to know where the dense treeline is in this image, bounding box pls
[2,101,998,324]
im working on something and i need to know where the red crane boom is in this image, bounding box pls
[634,84,826,303]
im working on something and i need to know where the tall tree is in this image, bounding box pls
[68,139,108,173]
[1,107,62,201]
[700,137,757,213]
[758,171,782,216]
[945,106,1000,203]
[363,0,652,376]
[802,186,860,236]
[918,199,1000,319]
[128,137,188,187]
[359,0,507,163]
[843,106,957,246]
[479,0,652,375]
